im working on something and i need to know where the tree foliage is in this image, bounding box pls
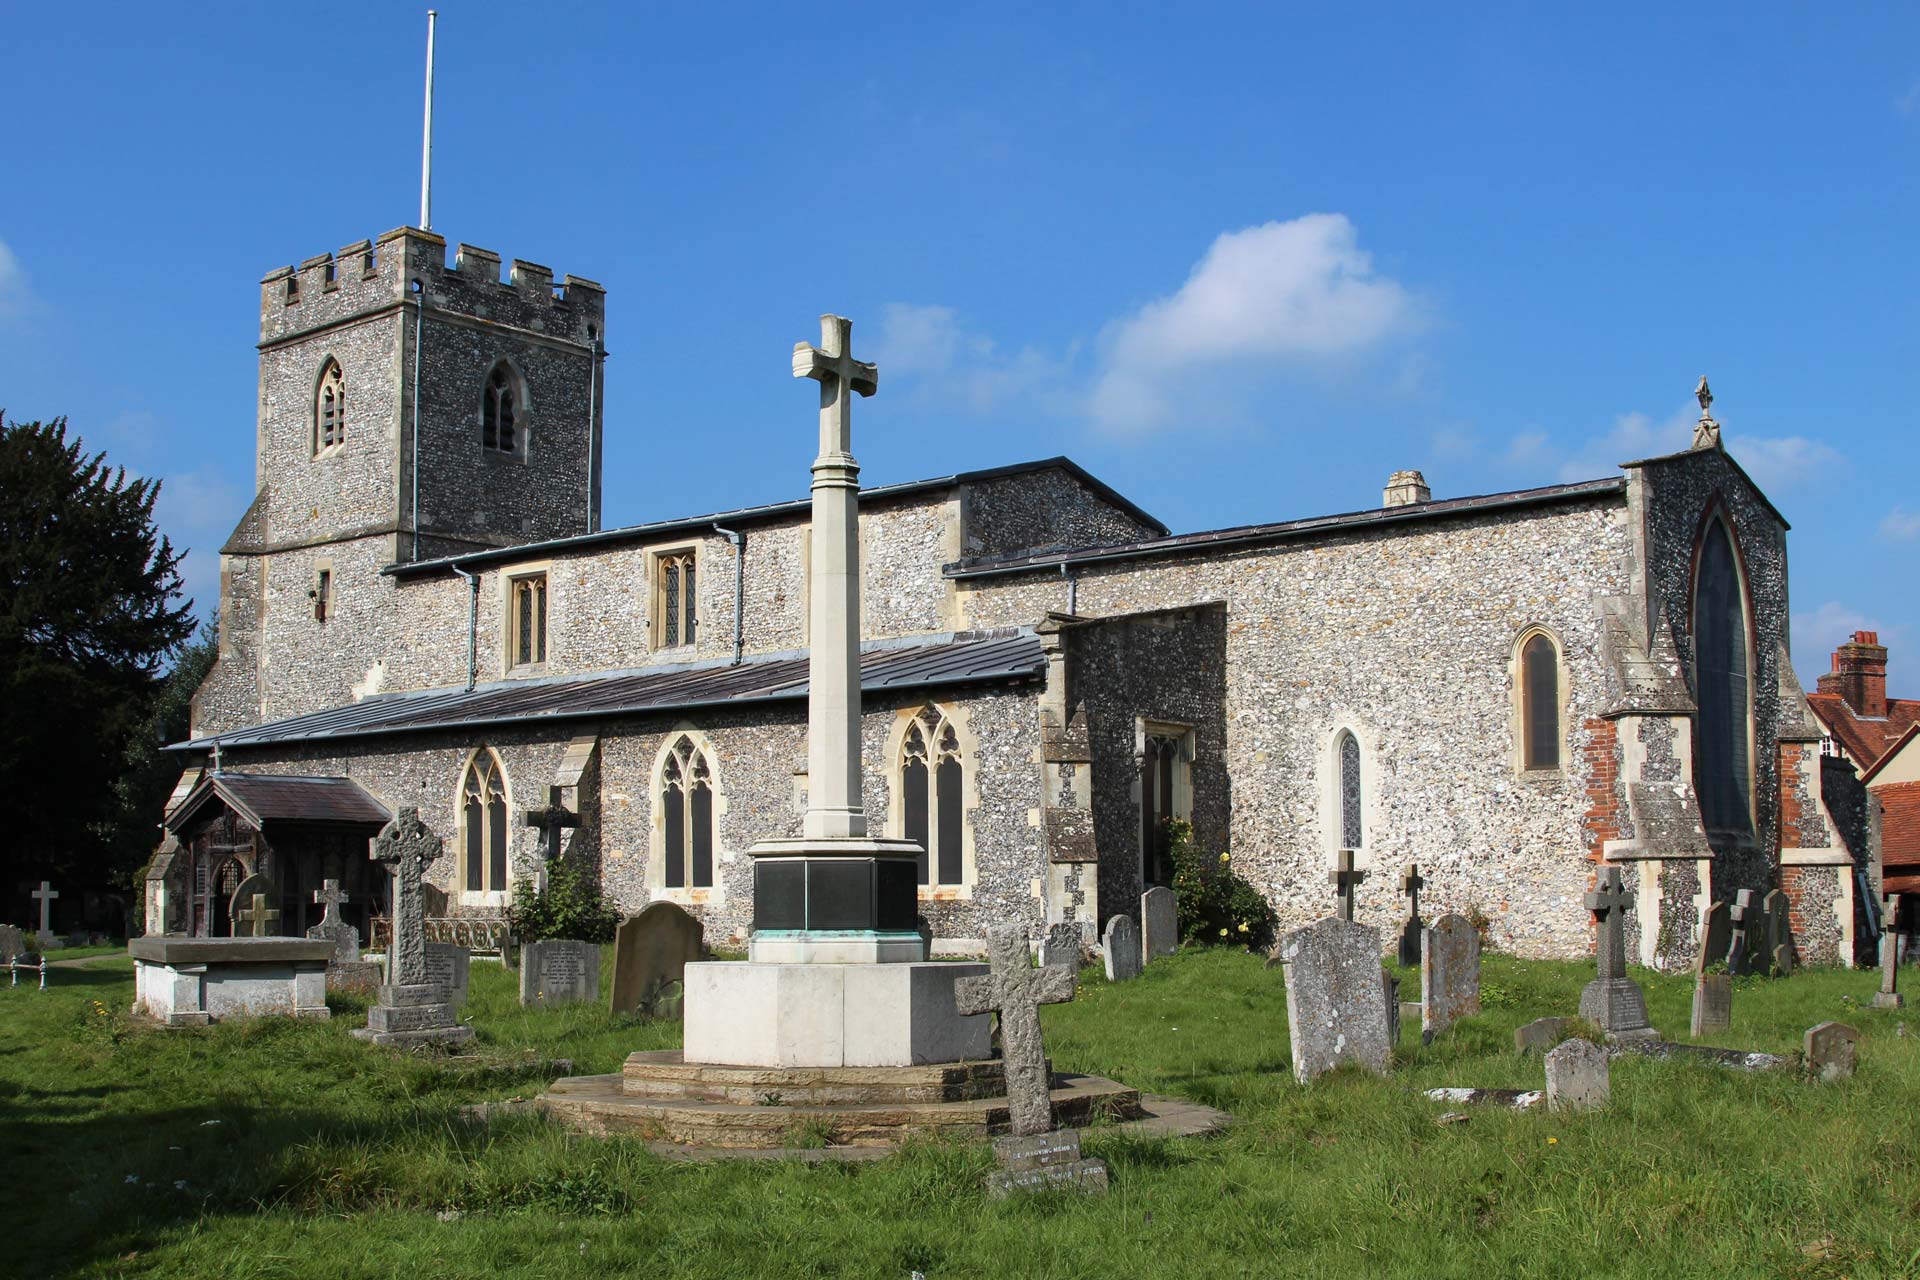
[0,415,197,884]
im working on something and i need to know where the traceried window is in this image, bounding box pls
[1694,519,1753,837]
[483,361,519,453]
[660,736,715,889]
[900,706,965,887]
[314,360,345,453]
[1140,730,1187,889]
[1337,730,1363,849]
[1520,632,1561,770]
[461,749,510,894]
[512,574,547,667]
[655,550,697,648]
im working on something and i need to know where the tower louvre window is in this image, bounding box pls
[483,362,519,453]
[314,360,345,453]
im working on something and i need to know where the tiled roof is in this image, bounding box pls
[165,773,392,833]
[1806,693,1920,772]
[171,630,1044,753]
[1876,780,1920,876]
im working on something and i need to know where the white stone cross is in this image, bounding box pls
[312,879,348,926]
[793,313,878,460]
[32,881,57,935]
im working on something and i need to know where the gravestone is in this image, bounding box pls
[31,882,58,937]
[957,926,1107,1196]
[235,892,280,939]
[353,808,473,1048]
[1038,921,1081,969]
[1102,914,1141,982]
[1695,901,1731,976]
[1422,913,1481,1042]
[228,874,275,937]
[305,879,360,967]
[0,925,23,962]
[1763,889,1793,976]
[609,902,705,1016]
[1690,972,1732,1037]
[1382,969,1401,1046]
[520,939,600,1007]
[1276,917,1390,1083]
[425,942,471,1009]
[1873,900,1904,1009]
[1727,890,1760,976]
[1331,849,1366,923]
[1544,1038,1609,1111]
[1140,887,1178,965]
[1578,867,1656,1041]
[1396,863,1426,967]
[1804,1021,1860,1082]
[1514,1016,1578,1055]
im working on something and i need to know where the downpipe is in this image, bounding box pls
[452,563,479,691]
[713,523,745,665]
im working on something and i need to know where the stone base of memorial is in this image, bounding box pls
[1578,977,1659,1042]
[129,936,332,1027]
[351,981,475,1048]
[683,959,991,1067]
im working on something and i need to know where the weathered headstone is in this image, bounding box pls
[1514,1016,1578,1055]
[1873,901,1904,1010]
[1805,1021,1860,1082]
[609,901,705,1016]
[353,808,473,1047]
[1331,849,1366,923]
[228,874,275,937]
[520,938,600,1007]
[1038,921,1082,969]
[1140,887,1178,965]
[1690,972,1732,1037]
[1383,969,1401,1046]
[1396,863,1426,967]
[305,879,361,967]
[956,926,1107,1196]
[235,892,280,938]
[0,925,24,962]
[1101,914,1141,982]
[424,942,471,1009]
[1578,867,1656,1041]
[1544,1037,1609,1111]
[1695,901,1731,976]
[1763,889,1793,976]
[1276,917,1390,1083]
[1727,889,1759,976]
[1422,913,1481,1042]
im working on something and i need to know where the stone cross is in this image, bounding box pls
[792,314,878,842]
[1397,863,1426,967]
[954,925,1075,1137]
[524,785,581,863]
[1874,893,1904,1009]
[31,881,57,935]
[371,807,443,988]
[1586,866,1632,982]
[236,893,280,938]
[312,879,348,925]
[1331,850,1366,923]
[1727,889,1757,975]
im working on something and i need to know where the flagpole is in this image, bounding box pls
[420,10,436,231]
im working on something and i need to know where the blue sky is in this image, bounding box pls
[3,3,1914,687]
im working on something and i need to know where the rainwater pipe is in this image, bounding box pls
[452,562,479,691]
[410,277,425,561]
[1060,561,1078,615]
[586,325,603,533]
[712,523,745,665]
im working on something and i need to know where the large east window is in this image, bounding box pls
[1693,518,1754,837]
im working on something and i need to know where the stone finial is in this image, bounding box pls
[1382,470,1431,508]
[1691,376,1722,450]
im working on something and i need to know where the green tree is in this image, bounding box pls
[0,415,196,887]
[100,617,219,885]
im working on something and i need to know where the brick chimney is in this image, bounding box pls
[1383,470,1431,507]
[1816,630,1888,718]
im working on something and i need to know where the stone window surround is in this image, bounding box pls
[1508,623,1571,779]
[454,744,513,908]
[497,558,554,677]
[648,543,700,652]
[312,357,346,458]
[311,557,334,626]
[645,725,729,908]
[1688,505,1760,840]
[480,357,530,462]
[1318,719,1384,871]
[883,702,980,900]
[1132,718,1195,887]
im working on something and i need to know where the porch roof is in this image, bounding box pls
[164,773,393,835]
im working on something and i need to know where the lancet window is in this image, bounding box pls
[660,736,715,889]
[900,706,965,887]
[314,359,345,453]
[483,361,520,453]
[461,749,510,894]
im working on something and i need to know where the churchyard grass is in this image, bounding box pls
[3,950,1917,1278]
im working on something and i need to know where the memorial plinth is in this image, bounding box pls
[130,936,332,1026]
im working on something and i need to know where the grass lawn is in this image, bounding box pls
[1,947,1915,1279]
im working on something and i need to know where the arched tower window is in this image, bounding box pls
[1693,518,1753,837]
[460,749,510,893]
[314,359,345,454]
[1519,631,1562,770]
[660,736,715,889]
[482,361,520,454]
[1337,730,1363,849]
[900,706,966,887]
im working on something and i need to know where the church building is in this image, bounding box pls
[144,225,1869,970]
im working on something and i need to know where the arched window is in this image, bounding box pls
[660,736,715,889]
[461,749,510,893]
[900,706,965,887]
[1140,730,1186,889]
[314,360,345,453]
[482,361,519,453]
[1337,730,1363,849]
[1693,519,1753,836]
[1520,631,1562,770]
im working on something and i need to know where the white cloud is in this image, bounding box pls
[868,303,1072,416]
[1791,601,1905,686]
[1553,406,1696,482]
[0,238,34,322]
[1879,506,1920,542]
[1720,433,1841,493]
[1088,214,1419,434]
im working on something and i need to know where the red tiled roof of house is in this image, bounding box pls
[1807,692,1920,772]
[1876,780,1920,885]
